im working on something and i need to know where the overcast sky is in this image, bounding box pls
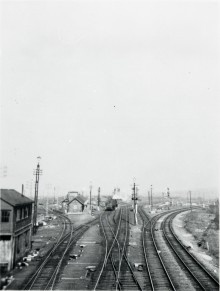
[1,0,219,198]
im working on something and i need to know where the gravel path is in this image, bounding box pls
[55,221,103,290]
[127,211,152,289]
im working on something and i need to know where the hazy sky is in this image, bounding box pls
[1,0,219,198]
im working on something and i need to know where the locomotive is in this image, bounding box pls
[105,198,118,211]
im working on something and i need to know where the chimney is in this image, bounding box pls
[22,184,24,196]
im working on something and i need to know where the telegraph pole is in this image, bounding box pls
[33,157,42,235]
[167,187,171,206]
[150,185,153,210]
[148,191,151,208]
[189,191,192,212]
[53,187,56,204]
[97,187,101,210]
[89,182,92,212]
[46,195,49,217]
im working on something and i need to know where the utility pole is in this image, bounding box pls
[97,187,101,210]
[189,191,192,212]
[89,182,92,212]
[57,195,59,208]
[53,187,56,204]
[150,185,153,211]
[167,187,171,206]
[46,195,48,217]
[33,157,42,235]
[148,191,151,208]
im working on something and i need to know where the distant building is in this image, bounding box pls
[0,189,33,272]
[67,196,86,213]
[61,193,87,214]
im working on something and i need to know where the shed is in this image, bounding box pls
[67,196,86,213]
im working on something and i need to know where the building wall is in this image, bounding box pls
[62,202,68,213]
[14,228,32,265]
[0,200,13,271]
[68,200,83,213]
[0,236,12,271]
[0,200,33,271]
[0,200,13,233]
[13,204,32,266]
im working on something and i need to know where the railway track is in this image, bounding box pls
[162,210,219,291]
[23,214,99,290]
[139,206,219,291]
[92,207,142,290]
[138,207,175,291]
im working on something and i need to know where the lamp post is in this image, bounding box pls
[89,182,92,212]
[189,190,192,212]
[33,157,42,235]
[97,187,101,208]
[150,185,153,211]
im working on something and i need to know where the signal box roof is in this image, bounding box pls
[0,189,34,206]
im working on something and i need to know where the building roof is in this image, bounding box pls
[0,189,33,206]
[68,195,86,205]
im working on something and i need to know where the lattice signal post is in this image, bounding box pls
[131,179,138,225]
[33,157,42,235]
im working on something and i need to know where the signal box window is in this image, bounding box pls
[24,207,28,218]
[1,210,10,222]
[16,209,20,221]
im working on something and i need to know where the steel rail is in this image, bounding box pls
[139,207,176,291]
[161,211,207,290]
[45,224,91,290]
[24,214,99,290]
[150,215,176,290]
[106,207,143,291]
[23,214,72,290]
[106,207,124,291]
[139,210,155,291]
[93,209,123,290]
[116,207,128,285]
[105,209,122,267]
[163,210,219,290]
[46,217,100,290]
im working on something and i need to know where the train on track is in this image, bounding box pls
[105,198,118,211]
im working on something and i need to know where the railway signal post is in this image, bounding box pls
[150,185,153,211]
[89,182,92,214]
[148,191,151,209]
[132,179,138,225]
